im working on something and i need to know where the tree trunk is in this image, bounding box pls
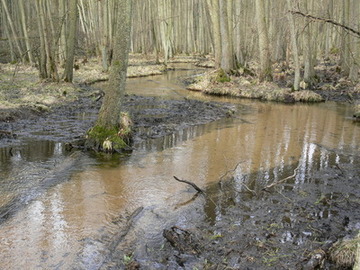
[3,16,15,62]
[1,0,24,62]
[206,0,222,69]
[303,0,315,86]
[100,0,109,71]
[286,0,300,90]
[19,0,33,64]
[255,0,272,81]
[349,0,359,82]
[63,0,78,82]
[35,0,47,79]
[87,0,133,152]
[59,0,67,66]
[39,0,59,81]
[340,0,351,76]
[219,0,235,73]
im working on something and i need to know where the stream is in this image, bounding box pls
[0,66,360,269]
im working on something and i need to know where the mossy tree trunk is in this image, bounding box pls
[87,0,133,152]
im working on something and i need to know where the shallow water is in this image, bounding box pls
[0,67,359,269]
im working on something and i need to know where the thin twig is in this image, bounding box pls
[263,165,300,191]
[219,161,243,182]
[242,183,257,196]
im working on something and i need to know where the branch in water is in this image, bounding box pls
[173,176,204,194]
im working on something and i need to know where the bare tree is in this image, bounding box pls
[19,0,33,64]
[87,0,133,151]
[219,0,235,73]
[1,0,24,62]
[63,0,78,82]
[206,0,222,68]
[286,0,300,90]
[255,0,272,81]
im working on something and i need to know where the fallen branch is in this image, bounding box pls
[263,165,300,191]
[290,10,360,37]
[173,176,204,194]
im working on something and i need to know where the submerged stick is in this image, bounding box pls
[263,164,300,191]
[173,176,204,194]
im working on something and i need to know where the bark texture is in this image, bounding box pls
[63,0,78,82]
[96,0,132,129]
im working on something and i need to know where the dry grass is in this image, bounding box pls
[291,90,324,102]
[354,104,360,118]
[187,70,217,92]
[191,71,324,103]
[0,56,171,120]
[330,237,360,268]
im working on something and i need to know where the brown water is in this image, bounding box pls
[0,69,359,269]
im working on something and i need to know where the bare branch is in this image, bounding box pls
[290,10,360,38]
[173,176,204,194]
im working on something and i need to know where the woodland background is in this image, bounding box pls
[0,0,359,87]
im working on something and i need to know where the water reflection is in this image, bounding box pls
[125,64,205,99]
[0,98,359,268]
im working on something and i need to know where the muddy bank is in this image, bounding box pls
[0,89,235,148]
[127,95,235,142]
[0,56,205,122]
[100,154,360,269]
[186,59,360,118]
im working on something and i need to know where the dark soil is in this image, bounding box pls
[0,85,235,147]
[127,95,235,142]
[100,156,360,270]
[190,160,360,270]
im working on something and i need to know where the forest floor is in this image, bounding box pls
[1,55,360,269]
[1,54,359,124]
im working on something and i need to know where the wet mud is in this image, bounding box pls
[100,156,360,270]
[0,87,235,147]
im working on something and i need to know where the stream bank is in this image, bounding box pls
[1,61,360,270]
